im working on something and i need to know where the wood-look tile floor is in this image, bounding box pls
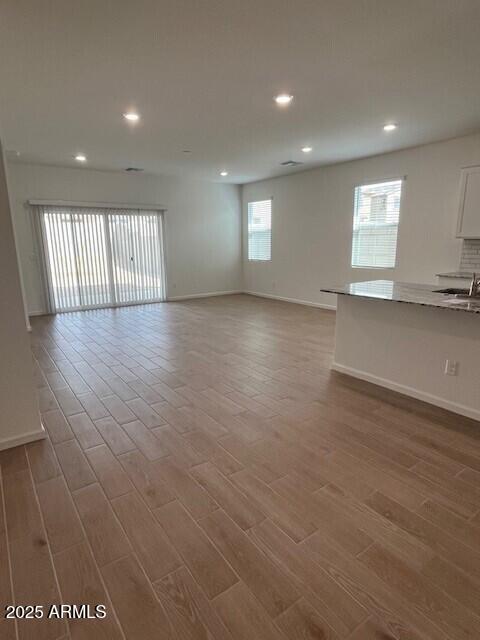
[1,294,480,640]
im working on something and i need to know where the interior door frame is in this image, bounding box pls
[32,201,167,314]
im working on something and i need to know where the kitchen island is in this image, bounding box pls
[321,280,480,421]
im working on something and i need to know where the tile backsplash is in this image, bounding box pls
[460,239,480,271]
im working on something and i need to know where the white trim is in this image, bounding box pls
[29,291,242,314]
[351,177,404,270]
[167,290,243,301]
[28,290,336,313]
[28,310,49,317]
[37,205,56,314]
[244,290,336,311]
[52,298,167,314]
[28,299,167,317]
[0,424,46,452]
[35,207,167,312]
[353,174,407,189]
[456,165,480,238]
[157,213,168,299]
[29,199,166,211]
[247,198,273,262]
[332,362,480,422]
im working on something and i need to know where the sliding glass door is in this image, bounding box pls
[39,206,166,312]
[109,213,165,305]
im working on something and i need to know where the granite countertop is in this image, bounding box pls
[321,280,480,314]
[436,271,474,278]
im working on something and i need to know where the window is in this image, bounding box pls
[351,179,403,268]
[248,199,272,261]
[38,205,166,312]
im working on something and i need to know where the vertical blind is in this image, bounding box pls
[248,199,272,261]
[108,213,166,305]
[351,179,403,268]
[39,205,166,312]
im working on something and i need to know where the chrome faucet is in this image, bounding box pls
[468,273,480,297]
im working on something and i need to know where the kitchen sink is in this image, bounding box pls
[436,288,469,295]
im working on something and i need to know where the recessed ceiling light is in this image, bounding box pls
[274,94,293,106]
[302,146,313,153]
[220,170,228,177]
[75,154,87,162]
[383,123,397,131]
[123,112,140,122]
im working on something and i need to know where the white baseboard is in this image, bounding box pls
[167,290,243,301]
[0,423,46,452]
[29,291,243,312]
[244,290,336,311]
[28,290,335,311]
[28,310,48,317]
[332,361,480,422]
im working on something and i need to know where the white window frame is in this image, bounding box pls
[31,200,167,313]
[351,177,404,270]
[247,198,272,262]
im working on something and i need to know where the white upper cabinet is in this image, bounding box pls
[457,166,480,238]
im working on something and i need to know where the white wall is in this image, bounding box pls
[0,140,43,450]
[334,295,480,421]
[242,133,480,308]
[7,163,242,314]
[9,133,480,316]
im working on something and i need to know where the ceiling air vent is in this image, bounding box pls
[125,167,144,172]
[280,160,303,167]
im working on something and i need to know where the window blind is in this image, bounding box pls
[248,199,272,261]
[38,205,166,312]
[351,179,403,268]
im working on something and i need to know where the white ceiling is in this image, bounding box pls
[1,0,480,184]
